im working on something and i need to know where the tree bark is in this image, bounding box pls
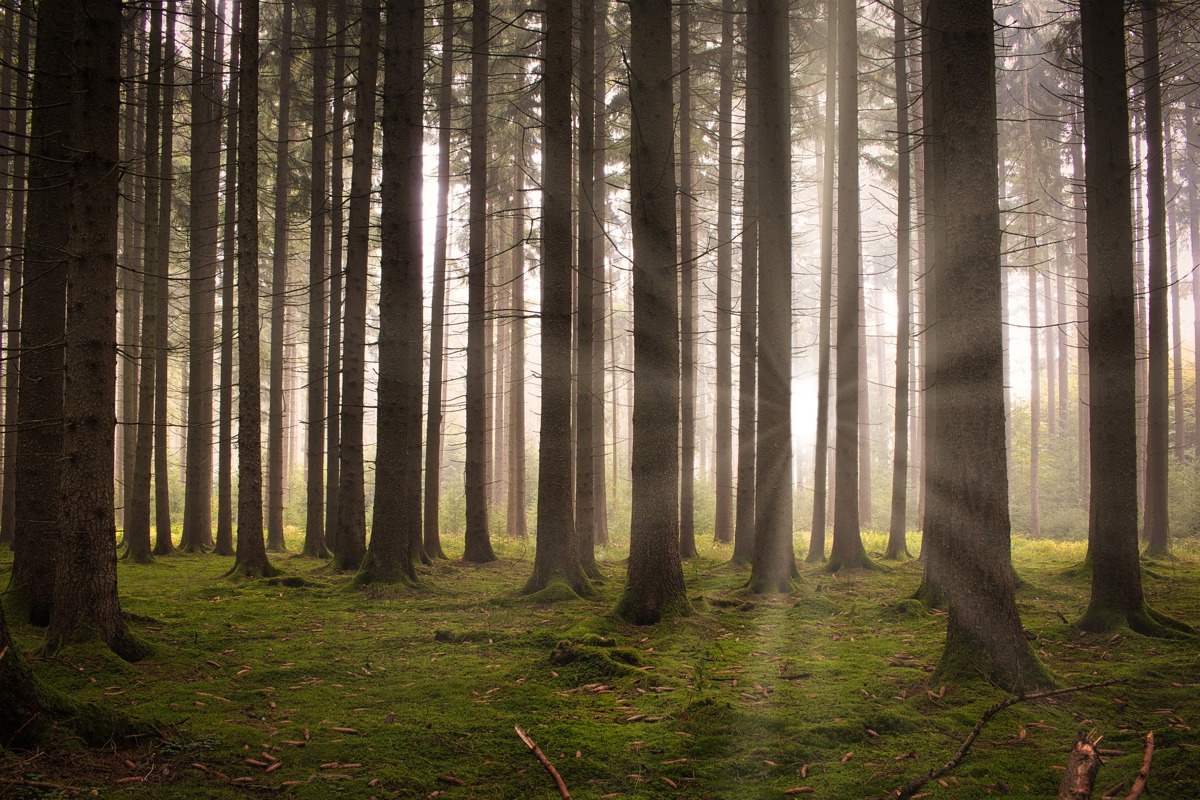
[576,0,597,574]
[325,0,347,554]
[678,0,697,560]
[119,13,142,537]
[617,0,688,624]
[713,0,734,546]
[592,0,611,547]
[507,176,528,539]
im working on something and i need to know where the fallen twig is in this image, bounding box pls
[1124,731,1153,800]
[886,680,1120,800]
[1056,735,1101,800]
[515,724,571,799]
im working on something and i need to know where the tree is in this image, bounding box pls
[1140,1,1170,559]
[326,0,348,554]
[462,0,497,563]
[357,0,425,586]
[576,0,598,575]
[713,0,734,546]
[828,0,871,572]
[748,0,797,593]
[303,0,331,560]
[884,0,912,561]
[333,2,382,572]
[678,0,697,560]
[1075,0,1191,637]
[527,0,590,596]
[591,0,611,547]
[229,0,277,579]
[922,0,1050,692]
[616,0,688,624]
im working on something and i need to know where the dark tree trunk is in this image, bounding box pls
[229,0,276,578]
[731,0,759,567]
[808,0,835,564]
[303,0,330,559]
[678,0,697,560]
[152,1,177,557]
[181,0,220,553]
[616,0,688,624]
[266,1,292,553]
[527,0,589,596]
[828,0,871,572]
[748,0,797,592]
[119,15,142,537]
[9,0,74,624]
[215,0,239,557]
[357,0,424,586]
[1077,0,1189,637]
[325,0,347,554]
[1140,2,1170,558]
[713,0,734,546]
[1071,118,1090,505]
[0,603,49,745]
[46,0,144,660]
[884,0,911,560]
[922,0,1050,691]
[462,0,497,563]
[575,0,597,575]
[424,0,455,558]
[507,180,528,539]
[333,2,381,571]
[592,0,611,547]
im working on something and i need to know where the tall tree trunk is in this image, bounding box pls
[326,0,347,554]
[592,0,611,546]
[507,177,528,539]
[424,0,455,558]
[266,1,292,553]
[46,0,143,659]
[732,0,759,566]
[333,3,381,571]
[303,0,330,559]
[1140,1,1170,558]
[216,0,239,557]
[230,0,276,578]
[1077,0,1189,637]
[1072,118,1090,505]
[1025,89,1041,537]
[1,4,30,548]
[1164,129,1184,460]
[1189,110,1200,462]
[808,0,836,563]
[678,0,697,559]
[922,0,1050,691]
[527,0,589,595]
[713,0,734,546]
[617,0,688,623]
[10,0,74,624]
[462,0,497,563]
[358,0,423,585]
[884,0,911,560]
[152,1,177,556]
[829,0,871,572]
[575,0,598,575]
[119,14,143,536]
[181,0,220,553]
[1045,270,1057,438]
[748,0,797,591]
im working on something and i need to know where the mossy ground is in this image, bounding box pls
[2,531,1198,798]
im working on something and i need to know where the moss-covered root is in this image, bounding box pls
[745,572,798,594]
[1077,601,1196,639]
[825,552,886,574]
[613,588,692,626]
[223,559,281,580]
[522,571,594,601]
[912,576,946,610]
[934,626,1055,693]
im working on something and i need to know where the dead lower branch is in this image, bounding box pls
[1124,731,1154,800]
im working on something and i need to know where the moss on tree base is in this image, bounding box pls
[613,588,692,626]
[1077,601,1195,639]
[934,626,1055,693]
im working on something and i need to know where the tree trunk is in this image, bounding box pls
[1189,110,1200,462]
[10,0,74,625]
[828,0,871,572]
[617,0,688,624]
[1165,136,1184,460]
[713,0,734,546]
[119,14,143,537]
[592,0,611,547]
[748,0,797,592]
[527,0,589,595]
[678,0,697,560]
[884,0,911,560]
[333,3,381,571]
[229,0,276,578]
[266,1,292,553]
[181,0,220,553]
[326,0,347,554]
[462,0,497,563]
[46,0,144,660]
[507,177,528,539]
[1072,118,1090,506]
[1029,265,1041,536]
[358,0,423,585]
[1140,1,1170,558]
[732,0,759,567]
[424,0,455,557]
[575,0,597,574]
[922,0,1050,691]
[808,0,836,564]
[1077,0,1188,637]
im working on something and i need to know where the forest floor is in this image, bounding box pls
[1,531,1198,799]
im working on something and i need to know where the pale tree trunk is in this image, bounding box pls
[592,0,610,546]
[216,0,239,557]
[713,0,734,546]
[1164,132,1184,459]
[1024,86,1041,538]
[506,176,528,539]
[1072,118,1090,505]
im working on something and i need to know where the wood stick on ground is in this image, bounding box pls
[885,680,1120,800]
[1124,731,1154,800]
[1056,735,1102,800]
[515,724,571,799]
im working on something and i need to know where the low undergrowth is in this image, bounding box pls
[2,531,1198,798]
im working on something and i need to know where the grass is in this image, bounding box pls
[2,530,1198,799]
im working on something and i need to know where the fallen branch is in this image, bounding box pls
[1124,731,1153,800]
[1056,735,1102,800]
[886,680,1120,800]
[515,724,570,800]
